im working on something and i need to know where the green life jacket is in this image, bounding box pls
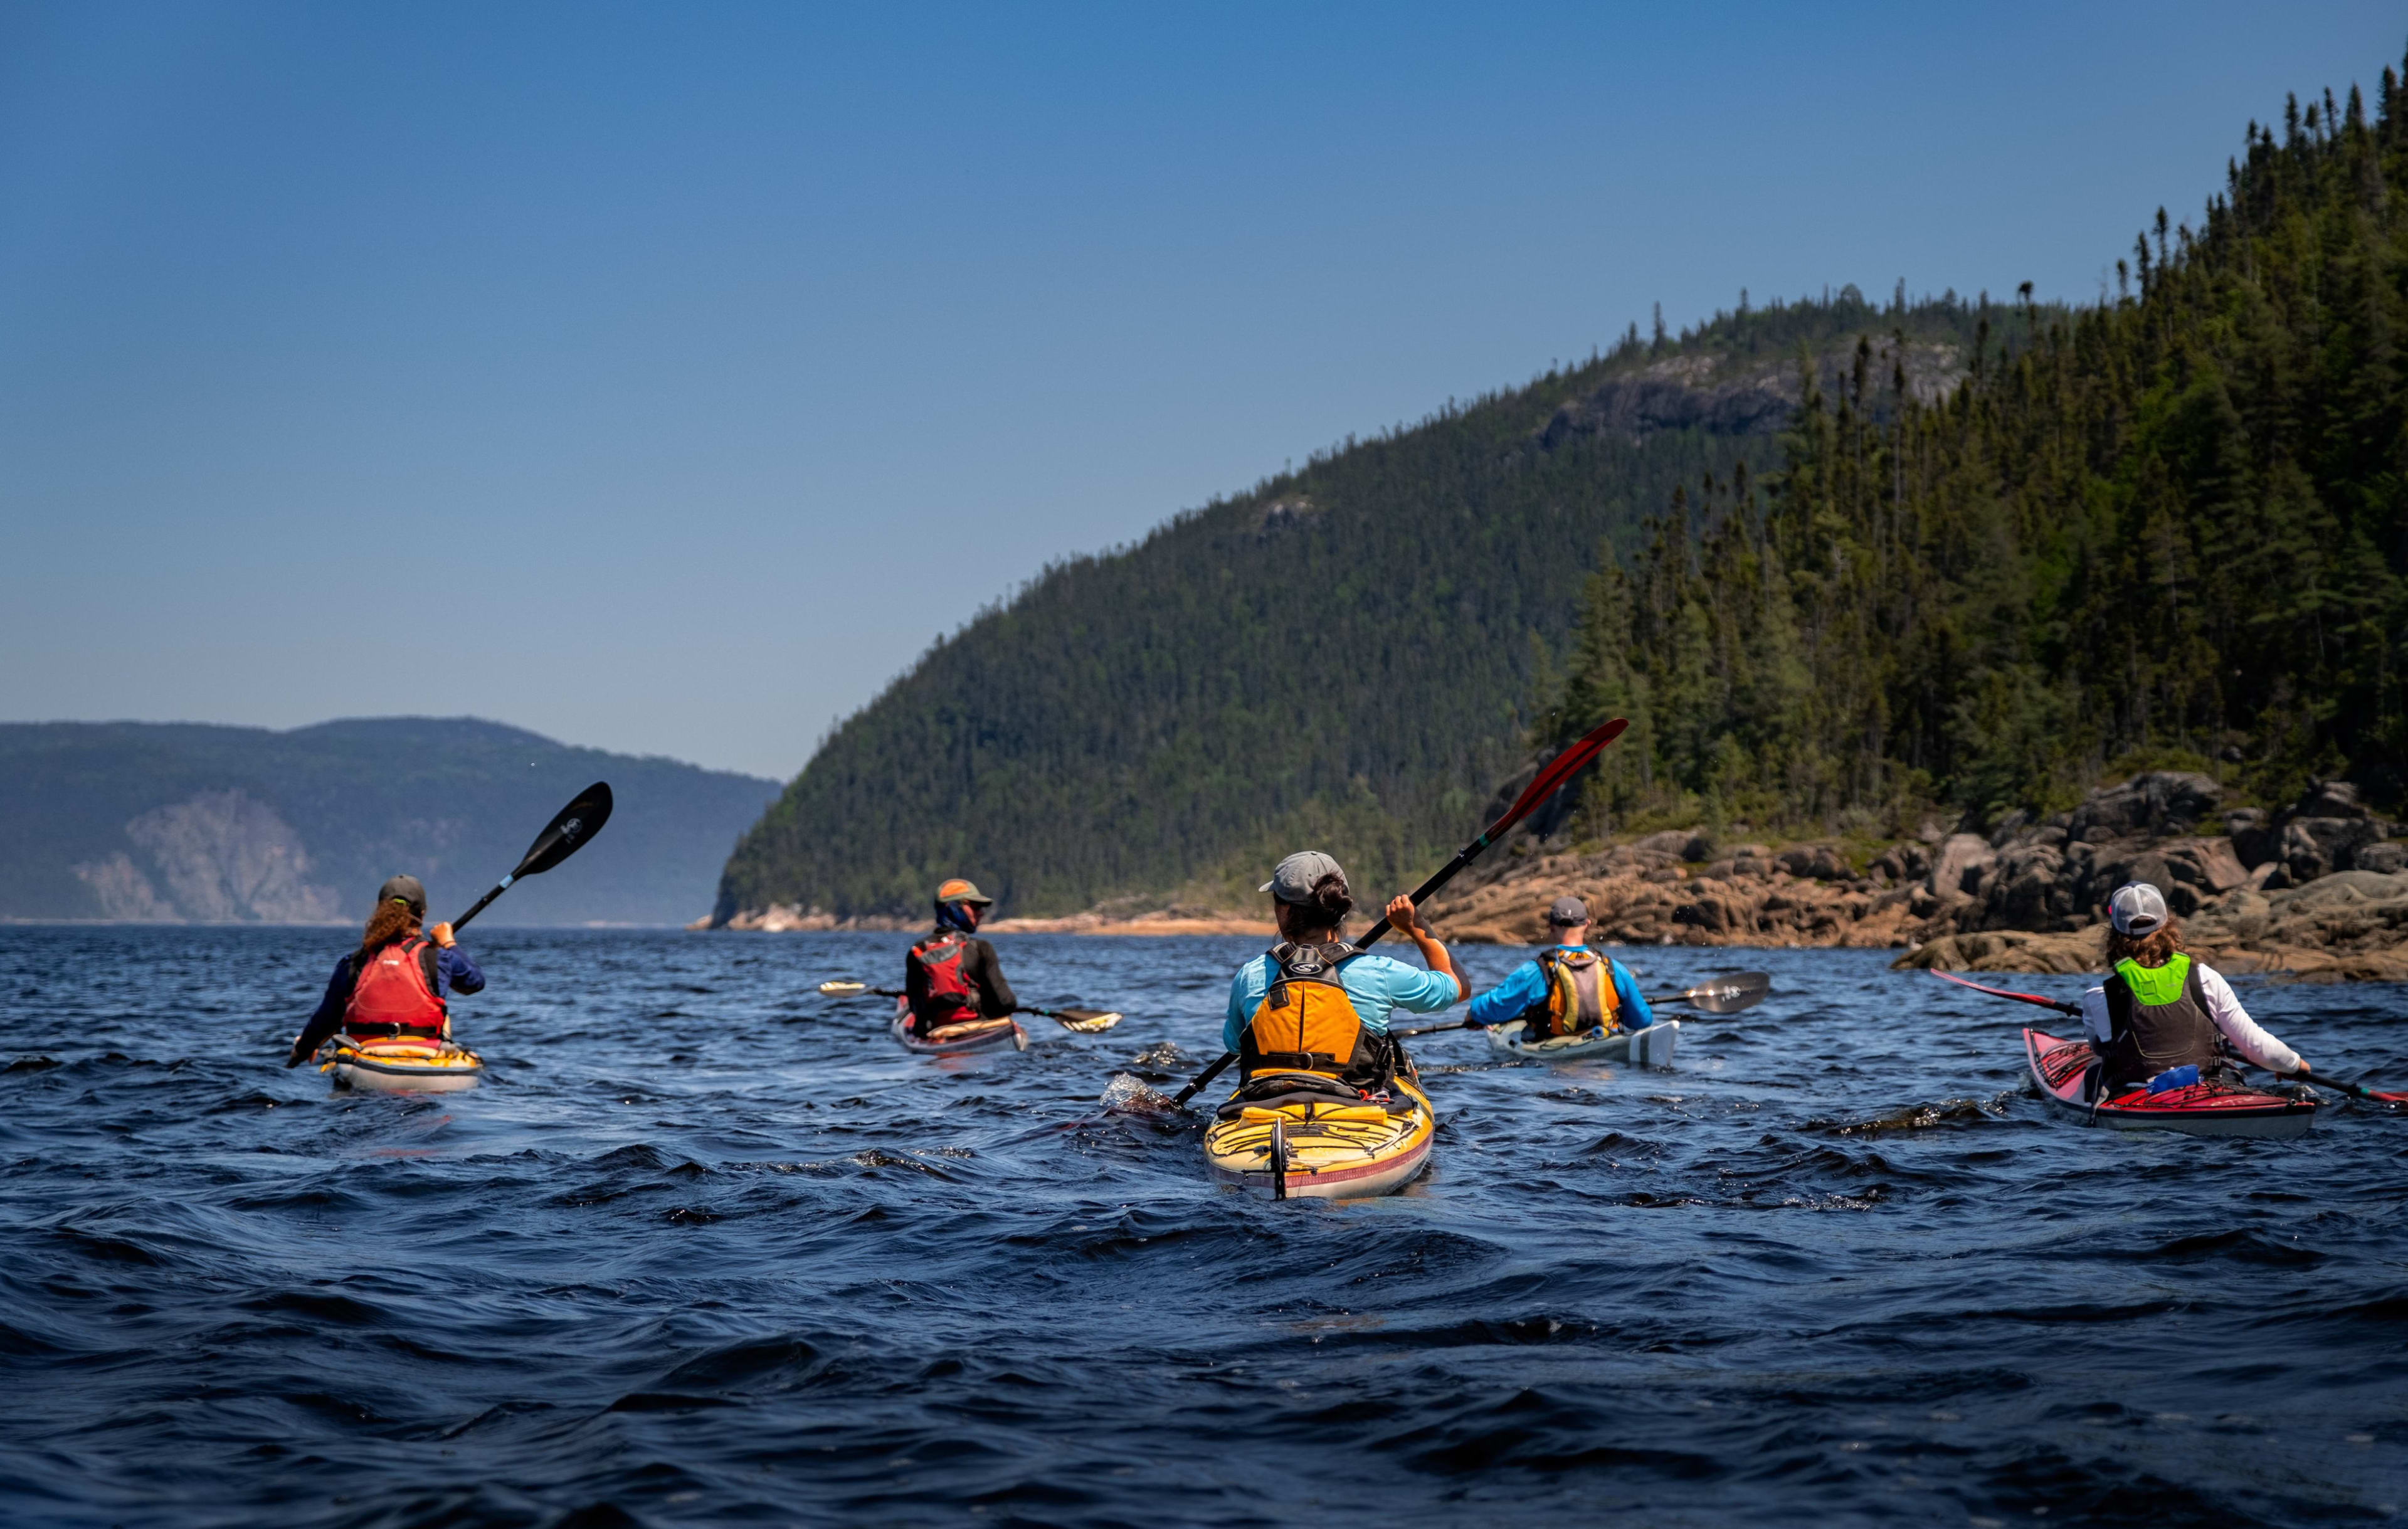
[2100,952,2220,1089]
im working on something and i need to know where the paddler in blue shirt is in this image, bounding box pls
[1465,895,1651,1040]
[1223,851,1463,1092]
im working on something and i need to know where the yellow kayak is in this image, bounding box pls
[1203,1076,1435,1199]
[322,1039,485,1093]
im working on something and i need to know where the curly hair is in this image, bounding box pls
[2105,921,2185,970]
[358,898,420,960]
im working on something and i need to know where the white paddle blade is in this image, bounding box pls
[1681,972,1771,1013]
[818,980,868,996]
[1059,1009,1122,1033]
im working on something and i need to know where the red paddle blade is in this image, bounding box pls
[1493,718,1628,837]
[1928,967,2084,1016]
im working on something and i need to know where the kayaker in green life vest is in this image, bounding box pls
[1464,895,1652,1038]
[904,878,1018,1036]
[2079,882,2307,1093]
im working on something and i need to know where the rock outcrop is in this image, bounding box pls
[1422,771,2408,979]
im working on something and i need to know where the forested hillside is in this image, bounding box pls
[1551,56,2408,840]
[719,293,2012,921]
[0,719,778,926]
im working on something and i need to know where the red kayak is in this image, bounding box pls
[2023,1029,2317,1140]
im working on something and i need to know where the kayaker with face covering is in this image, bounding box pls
[904,879,1019,1037]
[2079,882,2306,1092]
[1464,894,1652,1038]
[285,876,485,1067]
[1223,852,1463,1093]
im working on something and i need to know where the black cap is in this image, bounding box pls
[1546,895,1590,926]
[377,874,427,918]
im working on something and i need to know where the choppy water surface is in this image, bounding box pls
[3,926,2405,1527]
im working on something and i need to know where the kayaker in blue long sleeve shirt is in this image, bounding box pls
[285,874,485,1066]
[1465,896,1650,1038]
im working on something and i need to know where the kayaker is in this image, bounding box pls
[285,876,484,1067]
[2080,882,2307,1091]
[1223,851,1463,1092]
[1464,894,1651,1039]
[904,878,1018,1035]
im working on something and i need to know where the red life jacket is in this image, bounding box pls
[342,936,448,1045]
[907,931,985,1031]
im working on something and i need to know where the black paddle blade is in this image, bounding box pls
[1674,971,1771,1014]
[516,782,613,877]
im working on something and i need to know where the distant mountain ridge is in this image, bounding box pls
[0,717,779,926]
[716,288,2022,923]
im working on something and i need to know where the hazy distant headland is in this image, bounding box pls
[0,717,778,927]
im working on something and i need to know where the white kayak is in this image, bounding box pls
[889,1012,1028,1055]
[1486,1018,1680,1066]
[324,1039,484,1093]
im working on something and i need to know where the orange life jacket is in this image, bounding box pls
[342,936,448,1046]
[1523,948,1621,1040]
[1240,941,1383,1086]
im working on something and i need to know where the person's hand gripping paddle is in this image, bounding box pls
[1156,717,1630,1110]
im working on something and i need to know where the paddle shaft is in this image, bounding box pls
[1165,716,1632,1107]
[449,876,515,936]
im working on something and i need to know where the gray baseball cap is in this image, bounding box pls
[1261,850,1347,904]
[1547,895,1591,926]
[377,874,427,917]
[2108,881,2169,936]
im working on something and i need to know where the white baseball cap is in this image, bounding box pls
[2108,882,2170,935]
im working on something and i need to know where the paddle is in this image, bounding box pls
[1928,969,2407,1105]
[1163,717,1632,1108]
[282,781,612,1069]
[448,781,615,933]
[816,980,1122,1033]
[1653,970,1772,1013]
[1390,969,1772,1039]
[1927,966,2081,1017]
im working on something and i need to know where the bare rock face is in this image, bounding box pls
[71,790,342,923]
[2279,817,2381,883]
[2066,771,2221,843]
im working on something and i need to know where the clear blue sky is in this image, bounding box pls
[4,3,2400,780]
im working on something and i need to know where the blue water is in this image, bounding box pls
[2,926,2404,1528]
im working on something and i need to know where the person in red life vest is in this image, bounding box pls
[2078,882,2307,1093]
[903,878,1018,1036]
[283,875,486,1067]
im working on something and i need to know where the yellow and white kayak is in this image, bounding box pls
[1203,1076,1435,1199]
[322,1039,485,1093]
[1486,1018,1680,1066]
[888,1012,1029,1055]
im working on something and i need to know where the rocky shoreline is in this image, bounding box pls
[702,771,2408,978]
[1419,771,2408,980]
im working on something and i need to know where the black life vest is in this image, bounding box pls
[2099,953,2222,1089]
[341,936,448,1044]
[1518,947,1621,1039]
[907,931,985,1031]
[1238,941,1387,1087]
